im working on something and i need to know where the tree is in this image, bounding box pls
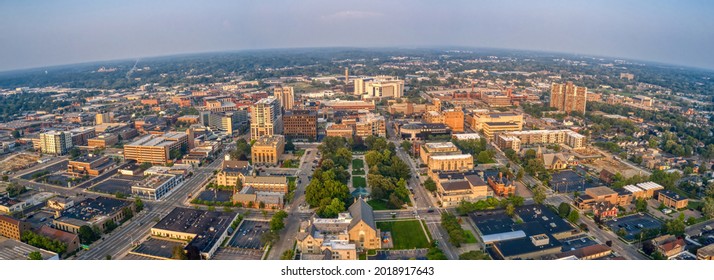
[703,197,714,219]
[558,202,571,218]
[78,225,100,244]
[635,198,648,212]
[476,151,492,164]
[28,251,43,260]
[441,213,465,247]
[285,140,295,151]
[567,210,580,224]
[533,187,546,204]
[516,169,524,180]
[665,214,686,236]
[319,198,346,218]
[400,140,412,154]
[172,246,188,260]
[423,177,437,193]
[505,203,515,217]
[281,250,294,260]
[134,198,144,212]
[459,250,490,260]
[270,210,288,232]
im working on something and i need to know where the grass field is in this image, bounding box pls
[352,159,364,170]
[377,220,430,249]
[463,230,477,244]
[352,176,366,188]
[368,199,389,210]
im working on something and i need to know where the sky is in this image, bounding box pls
[1,0,713,71]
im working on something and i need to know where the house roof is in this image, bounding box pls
[442,181,471,191]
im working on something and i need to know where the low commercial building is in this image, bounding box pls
[87,133,118,148]
[0,215,30,241]
[0,236,59,260]
[251,134,285,166]
[554,244,612,260]
[0,197,30,214]
[67,154,113,177]
[575,186,619,210]
[482,122,523,140]
[131,174,184,200]
[468,112,523,131]
[398,122,451,140]
[53,197,132,234]
[657,190,688,209]
[231,187,284,209]
[150,207,237,259]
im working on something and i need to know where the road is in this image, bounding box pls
[387,120,458,260]
[266,148,318,259]
[75,146,229,260]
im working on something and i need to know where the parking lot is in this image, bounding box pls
[549,170,593,193]
[605,214,663,241]
[196,189,233,202]
[89,177,136,195]
[212,247,264,260]
[228,220,270,249]
[19,161,68,180]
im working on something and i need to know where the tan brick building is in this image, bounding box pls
[251,135,285,166]
[0,215,30,241]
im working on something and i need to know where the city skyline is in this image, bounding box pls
[1,0,713,72]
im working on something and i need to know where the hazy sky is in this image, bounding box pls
[1,0,713,71]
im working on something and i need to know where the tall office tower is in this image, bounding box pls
[353,78,366,95]
[345,67,349,83]
[550,82,587,114]
[40,131,73,155]
[250,97,282,140]
[273,86,294,111]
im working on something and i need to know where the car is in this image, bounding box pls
[427,207,435,213]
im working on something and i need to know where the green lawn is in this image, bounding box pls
[377,220,430,249]
[352,170,366,175]
[367,199,389,210]
[463,230,477,244]
[352,159,364,170]
[352,176,366,188]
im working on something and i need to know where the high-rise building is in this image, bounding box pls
[250,97,282,140]
[273,86,294,111]
[282,110,317,140]
[39,131,73,155]
[550,82,587,114]
[204,111,247,135]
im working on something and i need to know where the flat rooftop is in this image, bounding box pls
[133,174,175,190]
[586,186,617,197]
[636,181,664,191]
[430,154,472,160]
[61,197,130,222]
[516,205,574,235]
[153,207,236,254]
[424,142,456,150]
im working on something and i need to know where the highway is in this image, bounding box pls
[75,146,229,260]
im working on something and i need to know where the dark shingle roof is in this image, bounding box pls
[348,198,376,231]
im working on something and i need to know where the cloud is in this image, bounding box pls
[321,10,383,21]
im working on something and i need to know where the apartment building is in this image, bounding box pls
[250,97,282,140]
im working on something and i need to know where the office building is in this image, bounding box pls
[131,174,184,201]
[251,135,285,166]
[274,86,295,111]
[282,110,317,140]
[67,154,113,177]
[0,215,30,241]
[550,82,587,114]
[355,76,404,99]
[123,132,188,165]
[468,112,523,132]
[657,190,688,209]
[326,123,355,138]
[39,131,73,155]
[398,122,451,140]
[250,97,282,140]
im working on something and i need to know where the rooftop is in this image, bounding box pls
[623,185,643,194]
[424,142,456,150]
[0,236,57,260]
[586,186,617,197]
[133,174,176,190]
[659,190,687,201]
[430,154,472,160]
[60,197,130,223]
[441,181,471,191]
[153,207,236,254]
[637,181,665,191]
